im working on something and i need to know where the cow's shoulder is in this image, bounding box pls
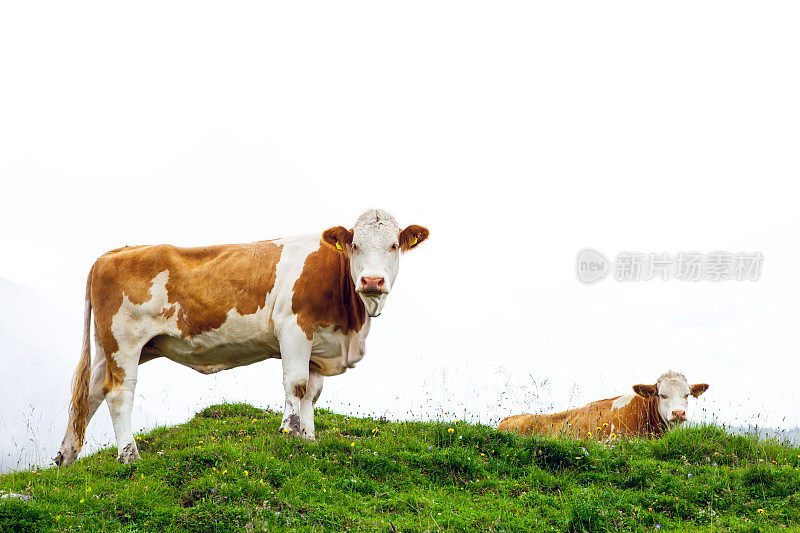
[291,237,366,340]
[609,393,650,434]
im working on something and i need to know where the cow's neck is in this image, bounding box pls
[644,397,668,436]
[291,242,367,339]
[336,253,367,333]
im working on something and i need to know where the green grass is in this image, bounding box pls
[1,403,799,532]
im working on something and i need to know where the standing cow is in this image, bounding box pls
[498,371,709,440]
[55,209,428,466]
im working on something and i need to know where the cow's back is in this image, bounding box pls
[91,241,284,355]
[500,397,622,439]
[498,411,571,436]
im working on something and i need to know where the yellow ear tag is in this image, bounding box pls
[410,236,418,247]
[335,242,343,250]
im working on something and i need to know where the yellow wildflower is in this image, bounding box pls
[244,470,249,476]
[448,428,454,434]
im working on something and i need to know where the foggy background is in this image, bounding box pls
[2,2,799,472]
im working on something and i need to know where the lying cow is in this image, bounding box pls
[498,371,708,440]
[55,209,428,466]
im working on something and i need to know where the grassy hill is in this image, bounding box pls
[1,403,798,532]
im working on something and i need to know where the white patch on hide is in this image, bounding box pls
[612,394,635,410]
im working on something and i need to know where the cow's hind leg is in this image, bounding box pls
[104,346,143,463]
[55,335,108,466]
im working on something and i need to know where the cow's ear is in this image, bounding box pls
[690,383,709,398]
[633,384,657,398]
[399,225,429,252]
[322,226,353,253]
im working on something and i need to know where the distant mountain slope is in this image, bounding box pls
[725,424,800,447]
[0,277,74,472]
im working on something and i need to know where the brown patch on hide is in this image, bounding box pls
[102,356,126,396]
[90,240,283,356]
[293,381,307,399]
[291,239,365,340]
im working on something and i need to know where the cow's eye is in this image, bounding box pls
[659,394,667,399]
[352,243,358,252]
[390,243,398,251]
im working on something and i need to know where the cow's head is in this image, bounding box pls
[323,209,429,317]
[633,371,709,428]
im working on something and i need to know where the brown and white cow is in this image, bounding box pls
[55,209,428,466]
[497,371,709,440]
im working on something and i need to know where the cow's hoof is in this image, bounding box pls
[278,426,302,438]
[117,442,141,464]
[278,427,316,441]
[279,414,303,436]
[54,447,77,467]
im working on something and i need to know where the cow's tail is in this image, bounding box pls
[69,265,94,449]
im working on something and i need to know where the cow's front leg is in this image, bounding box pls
[298,371,324,439]
[279,333,314,439]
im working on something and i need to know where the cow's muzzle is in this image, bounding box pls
[358,276,386,296]
[671,410,687,422]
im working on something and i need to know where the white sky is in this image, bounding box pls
[1,2,799,470]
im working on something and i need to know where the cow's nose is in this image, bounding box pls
[360,276,385,293]
[672,410,686,421]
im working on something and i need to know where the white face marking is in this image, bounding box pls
[612,394,635,410]
[655,371,692,427]
[349,209,402,317]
